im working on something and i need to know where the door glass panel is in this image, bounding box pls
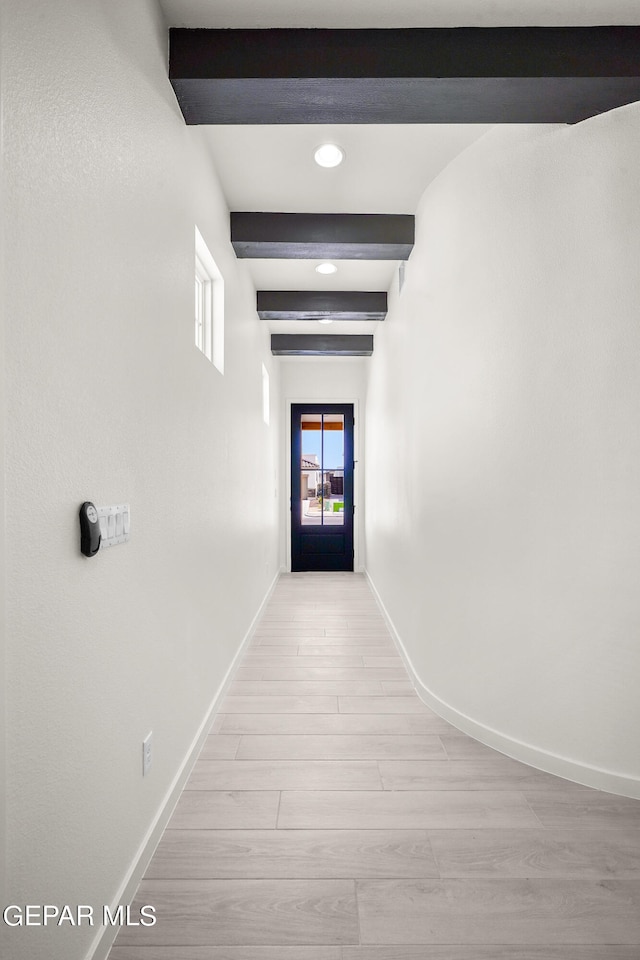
[322,414,345,526]
[300,415,322,525]
[299,413,345,525]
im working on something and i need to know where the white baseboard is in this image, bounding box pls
[365,570,640,801]
[86,570,281,960]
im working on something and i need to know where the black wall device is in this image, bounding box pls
[79,501,101,557]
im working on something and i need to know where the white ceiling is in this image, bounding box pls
[204,123,492,324]
[160,0,640,340]
[202,124,493,216]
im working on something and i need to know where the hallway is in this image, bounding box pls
[110,573,640,957]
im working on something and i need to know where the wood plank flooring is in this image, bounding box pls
[109,572,640,959]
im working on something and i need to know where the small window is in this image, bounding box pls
[262,363,270,425]
[195,226,224,373]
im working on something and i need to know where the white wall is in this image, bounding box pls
[1,2,280,958]
[365,108,640,798]
[279,358,368,570]
[0,0,7,912]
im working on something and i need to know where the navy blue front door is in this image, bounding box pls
[291,404,354,572]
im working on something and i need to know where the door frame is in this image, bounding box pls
[285,398,361,573]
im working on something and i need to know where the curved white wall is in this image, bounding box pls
[365,108,640,798]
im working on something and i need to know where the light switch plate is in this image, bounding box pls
[97,504,130,548]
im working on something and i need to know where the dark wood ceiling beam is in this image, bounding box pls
[232,213,414,261]
[257,290,387,321]
[169,27,640,124]
[271,334,374,356]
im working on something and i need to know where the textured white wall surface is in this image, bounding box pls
[1,2,280,958]
[279,358,368,570]
[0,9,6,904]
[365,109,640,797]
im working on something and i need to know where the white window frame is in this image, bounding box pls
[194,226,224,373]
[194,260,208,356]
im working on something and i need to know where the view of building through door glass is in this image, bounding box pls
[300,413,345,526]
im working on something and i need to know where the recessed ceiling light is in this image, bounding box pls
[318,317,333,325]
[314,143,345,168]
[315,262,337,275]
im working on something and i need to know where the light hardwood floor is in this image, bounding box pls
[109,572,640,959]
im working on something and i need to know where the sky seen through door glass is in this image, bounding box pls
[302,427,344,470]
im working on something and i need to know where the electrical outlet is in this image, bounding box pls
[142,732,153,776]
